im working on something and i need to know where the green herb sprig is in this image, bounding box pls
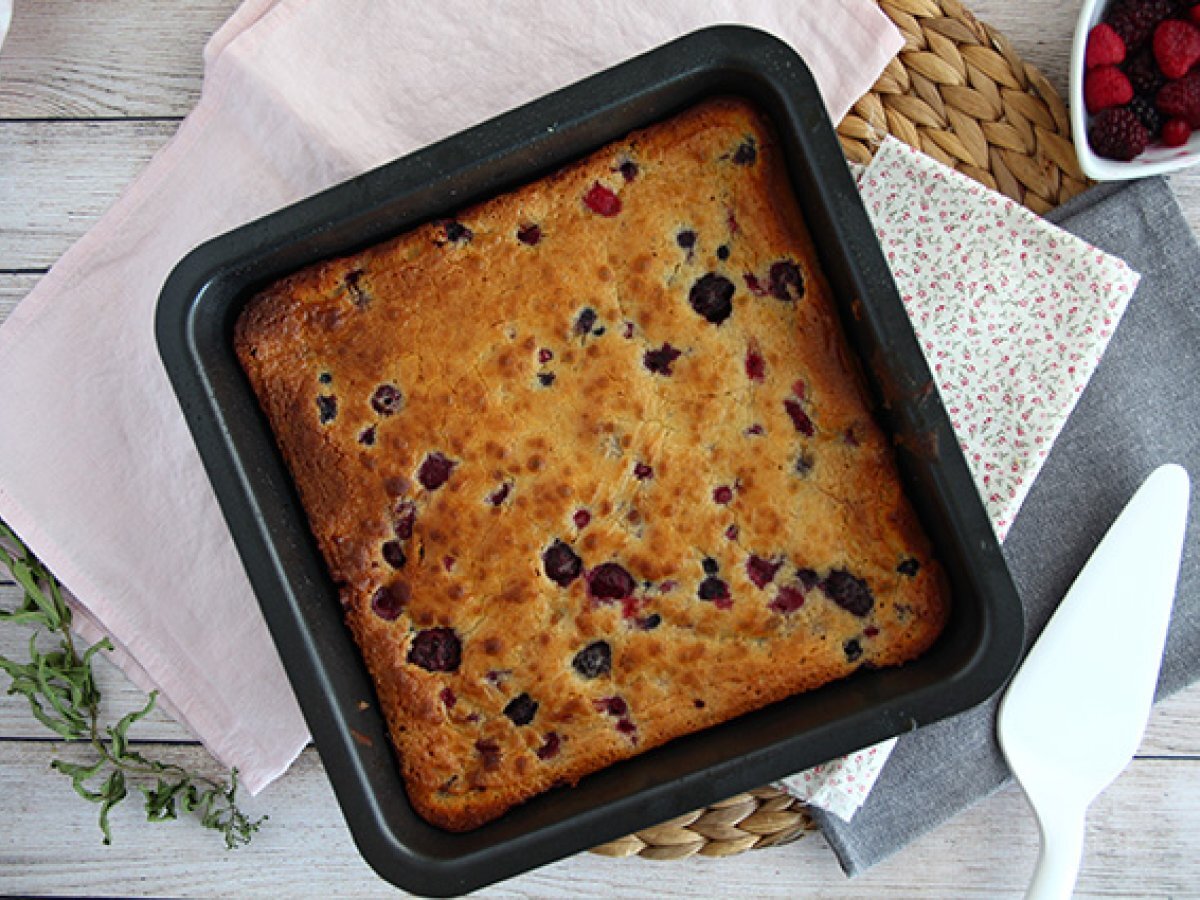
[0,519,266,847]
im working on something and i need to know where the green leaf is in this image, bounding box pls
[97,769,127,845]
[108,692,156,759]
[0,517,267,848]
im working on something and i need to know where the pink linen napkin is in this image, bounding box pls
[775,140,1140,821]
[0,0,904,797]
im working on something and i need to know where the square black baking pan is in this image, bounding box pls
[156,25,1024,897]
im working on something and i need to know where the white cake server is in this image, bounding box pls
[997,463,1190,900]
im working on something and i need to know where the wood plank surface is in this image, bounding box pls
[0,742,1196,899]
[0,0,1197,897]
[0,0,240,119]
[0,120,179,269]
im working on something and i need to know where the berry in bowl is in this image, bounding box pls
[1070,0,1200,178]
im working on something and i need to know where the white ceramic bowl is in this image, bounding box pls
[1070,0,1200,180]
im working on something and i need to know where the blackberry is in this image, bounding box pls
[697,576,730,602]
[731,138,757,165]
[1088,107,1150,161]
[1107,0,1178,48]
[572,641,611,678]
[408,627,461,672]
[820,569,874,617]
[316,395,337,424]
[503,692,538,726]
[688,273,735,324]
[417,451,455,490]
[1129,95,1164,137]
[643,343,682,376]
[1123,48,1165,97]
[542,540,583,587]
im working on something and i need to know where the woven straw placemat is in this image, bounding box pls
[591,0,1086,860]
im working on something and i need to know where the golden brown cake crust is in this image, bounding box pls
[235,97,949,832]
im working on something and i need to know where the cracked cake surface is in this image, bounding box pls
[235,96,950,831]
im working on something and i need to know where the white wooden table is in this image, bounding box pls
[1,2,1197,896]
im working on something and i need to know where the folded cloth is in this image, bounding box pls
[0,0,903,796]
[777,139,1141,821]
[814,175,1200,874]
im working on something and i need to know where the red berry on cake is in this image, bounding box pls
[582,182,622,217]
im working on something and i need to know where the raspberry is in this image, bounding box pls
[587,562,636,601]
[536,732,561,760]
[1192,3,1200,25]
[746,554,783,588]
[745,342,766,382]
[1163,116,1194,144]
[1153,19,1200,78]
[1158,70,1200,126]
[784,397,815,436]
[583,182,621,217]
[768,586,806,615]
[1129,94,1164,135]
[1085,65,1134,112]
[1107,0,1179,48]
[1086,23,1127,68]
[370,583,408,620]
[1089,106,1151,159]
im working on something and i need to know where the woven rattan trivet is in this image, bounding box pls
[591,0,1086,860]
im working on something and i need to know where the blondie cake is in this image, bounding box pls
[235,97,949,831]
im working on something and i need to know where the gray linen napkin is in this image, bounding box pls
[813,175,1200,875]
